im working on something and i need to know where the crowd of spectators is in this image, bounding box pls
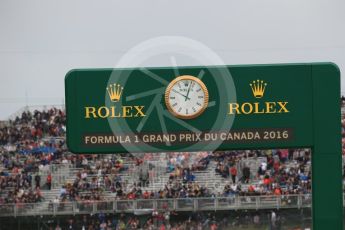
[0,106,327,230]
[0,108,65,145]
[0,106,326,211]
[58,154,134,204]
[0,108,67,204]
[213,149,312,197]
[42,209,306,230]
[58,147,311,202]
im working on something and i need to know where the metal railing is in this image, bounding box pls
[0,194,313,217]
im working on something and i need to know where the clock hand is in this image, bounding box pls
[185,82,192,101]
[172,89,190,100]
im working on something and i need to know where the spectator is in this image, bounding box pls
[242,165,250,183]
[35,173,41,188]
[230,165,237,184]
[46,173,52,190]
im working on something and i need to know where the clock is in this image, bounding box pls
[165,75,209,119]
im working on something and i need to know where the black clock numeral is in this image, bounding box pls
[172,103,177,107]
[198,96,204,99]
[196,88,201,92]
[170,96,175,100]
[178,83,181,88]
[196,102,202,106]
[186,108,188,114]
[178,107,182,112]
[192,107,196,112]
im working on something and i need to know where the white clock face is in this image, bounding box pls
[165,75,209,119]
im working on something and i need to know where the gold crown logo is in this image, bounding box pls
[106,83,123,102]
[250,79,267,98]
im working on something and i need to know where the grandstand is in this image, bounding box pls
[0,105,342,229]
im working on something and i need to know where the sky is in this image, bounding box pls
[0,0,345,119]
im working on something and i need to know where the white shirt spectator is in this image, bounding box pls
[261,162,267,171]
[53,197,59,204]
[82,158,88,166]
[271,211,276,225]
[81,172,87,179]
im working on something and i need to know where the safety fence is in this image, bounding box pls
[0,194,314,217]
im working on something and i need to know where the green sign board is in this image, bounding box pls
[65,63,342,229]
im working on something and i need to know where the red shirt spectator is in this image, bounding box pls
[127,193,135,200]
[274,188,282,195]
[230,167,237,176]
[263,178,270,185]
[143,191,150,199]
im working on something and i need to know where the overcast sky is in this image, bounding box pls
[0,0,345,119]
